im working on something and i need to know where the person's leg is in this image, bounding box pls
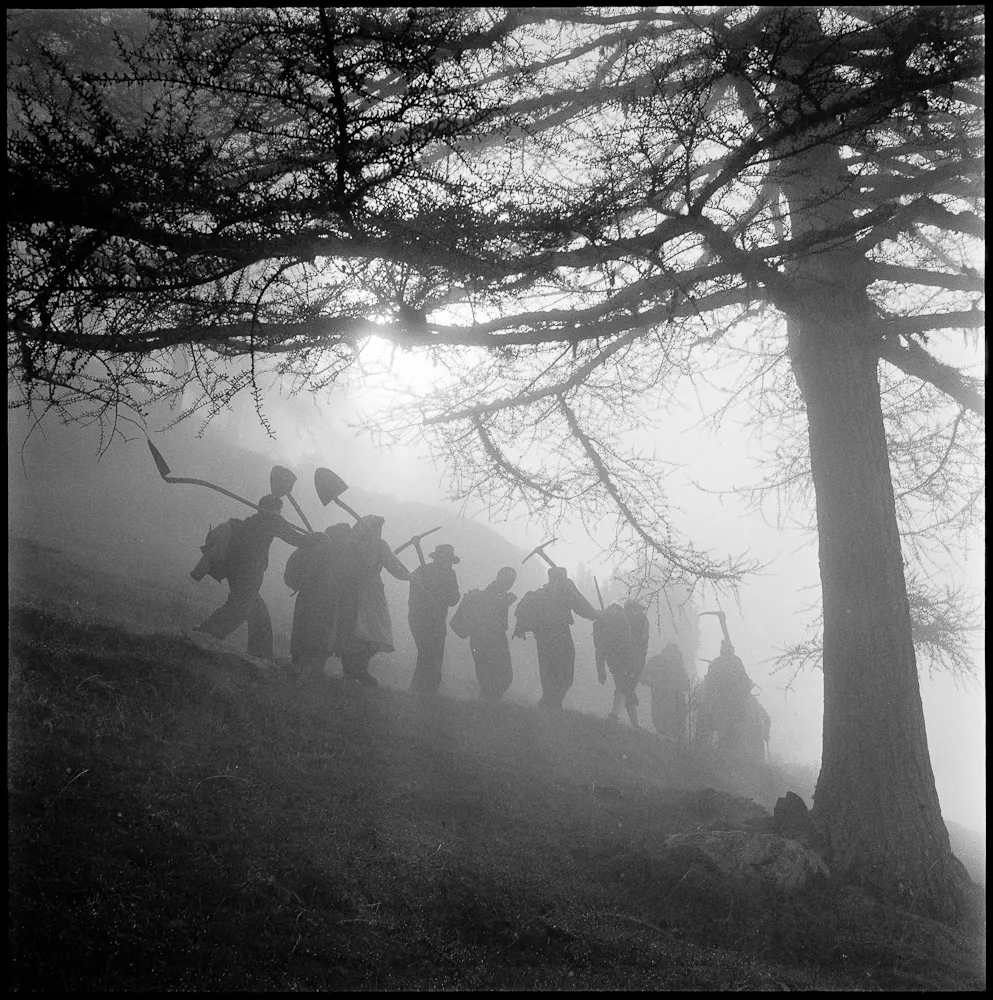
[409,618,435,692]
[245,593,274,659]
[198,574,258,641]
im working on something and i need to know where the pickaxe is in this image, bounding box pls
[147,440,308,535]
[394,526,442,566]
[314,467,362,522]
[593,576,605,611]
[523,538,558,568]
[698,610,732,647]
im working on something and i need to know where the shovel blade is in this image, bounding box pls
[315,467,349,507]
[270,465,297,499]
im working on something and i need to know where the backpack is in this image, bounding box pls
[450,589,483,639]
[283,544,310,594]
[514,587,558,633]
[190,518,243,583]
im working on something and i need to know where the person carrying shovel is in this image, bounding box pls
[333,514,411,688]
[404,536,461,695]
[284,521,353,678]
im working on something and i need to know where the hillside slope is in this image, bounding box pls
[7,539,986,991]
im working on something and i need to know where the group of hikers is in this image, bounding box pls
[188,490,768,758]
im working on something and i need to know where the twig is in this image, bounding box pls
[46,768,90,811]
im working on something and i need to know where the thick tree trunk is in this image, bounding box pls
[787,291,971,921]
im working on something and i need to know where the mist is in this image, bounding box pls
[7,374,985,832]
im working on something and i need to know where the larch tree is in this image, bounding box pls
[7,7,985,919]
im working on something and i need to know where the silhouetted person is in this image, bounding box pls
[642,641,690,741]
[513,566,598,711]
[408,543,461,694]
[594,600,650,727]
[333,515,411,688]
[285,522,351,677]
[453,566,518,702]
[700,639,754,753]
[195,494,307,660]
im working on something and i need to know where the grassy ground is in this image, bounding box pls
[8,537,986,991]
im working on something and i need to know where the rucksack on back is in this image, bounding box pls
[450,589,483,639]
[283,544,310,594]
[190,518,242,582]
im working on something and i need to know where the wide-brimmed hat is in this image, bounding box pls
[429,543,460,564]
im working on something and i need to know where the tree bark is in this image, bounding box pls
[787,287,971,921]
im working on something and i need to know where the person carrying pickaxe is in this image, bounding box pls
[193,493,311,663]
[398,528,461,695]
[148,439,314,663]
[697,610,755,755]
[512,539,599,712]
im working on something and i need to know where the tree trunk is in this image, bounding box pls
[787,290,971,921]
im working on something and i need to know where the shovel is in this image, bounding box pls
[270,465,314,533]
[314,467,362,522]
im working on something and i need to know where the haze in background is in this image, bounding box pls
[204,357,985,832]
[8,368,985,831]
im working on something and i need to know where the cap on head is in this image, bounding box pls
[257,494,283,513]
[495,566,517,589]
[720,639,735,656]
[547,566,568,583]
[429,543,460,565]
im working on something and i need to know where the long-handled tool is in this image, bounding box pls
[312,472,439,605]
[523,538,558,567]
[593,576,605,610]
[148,439,283,515]
[147,439,311,534]
[394,527,442,566]
[314,467,362,522]
[270,465,313,532]
[698,609,732,647]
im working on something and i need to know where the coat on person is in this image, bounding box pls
[452,566,518,702]
[195,495,308,660]
[285,522,351,675]
[513,566,599,711]
[593,600,650,726]
[698,640,755,753]
[333,515,411,687]
[408,543,461,694]
[641,642,690,741]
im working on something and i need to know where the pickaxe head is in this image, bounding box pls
[699,610,732,648]
[394,526,442,565]
[523,538,558,568]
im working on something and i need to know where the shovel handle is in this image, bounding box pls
[334,497,362,522]
[285,493,314,533]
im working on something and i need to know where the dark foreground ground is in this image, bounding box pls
[8,536,987,991]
